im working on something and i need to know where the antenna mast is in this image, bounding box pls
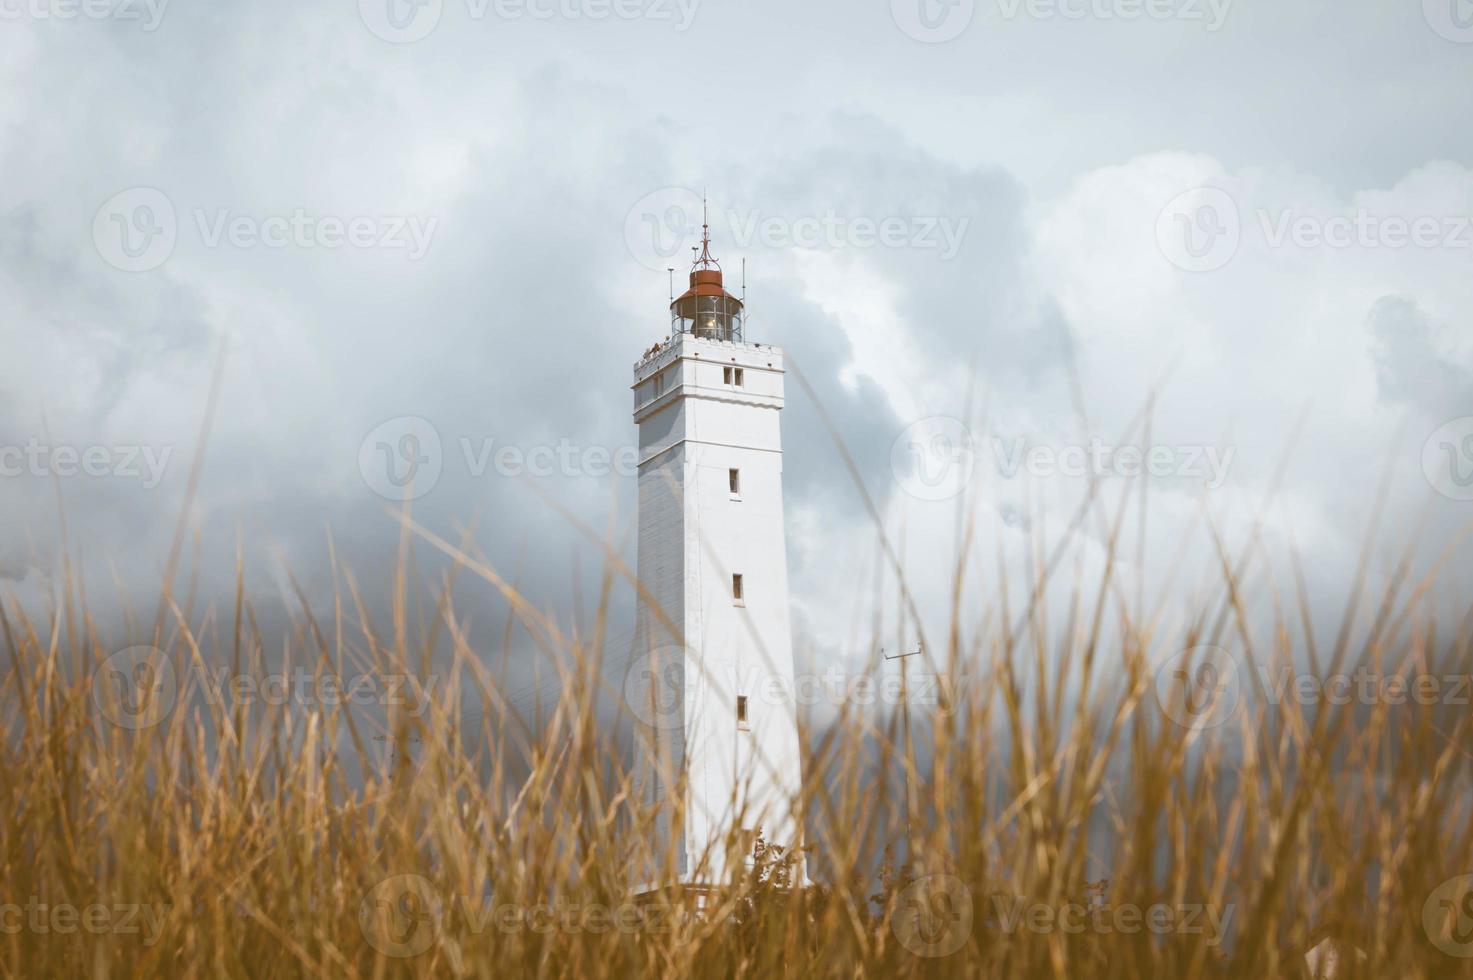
[741,257,747,343]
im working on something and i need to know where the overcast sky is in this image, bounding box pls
[2,0,1471,692]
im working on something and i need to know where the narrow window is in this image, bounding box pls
[737,695,750,730]
[723,366,733,384]
[732,574,744,603]
[733,368,745,386]
[729,468,741,495]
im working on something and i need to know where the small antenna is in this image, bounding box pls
[667,268,675,306]
[741,257,747,342]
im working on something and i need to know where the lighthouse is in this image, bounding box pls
[627,213,805,888]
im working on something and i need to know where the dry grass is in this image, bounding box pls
[3,426,1473,979]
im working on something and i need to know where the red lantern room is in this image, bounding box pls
[670,204,744,343]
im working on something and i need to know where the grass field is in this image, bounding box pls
[3,462,1473,979]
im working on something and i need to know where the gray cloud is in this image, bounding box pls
[1369,295,1471,414]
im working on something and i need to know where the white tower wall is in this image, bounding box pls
[630,333,805,886]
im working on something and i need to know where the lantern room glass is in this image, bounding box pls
[672,293,744,343]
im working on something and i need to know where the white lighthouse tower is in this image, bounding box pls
[628,214,805,888]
